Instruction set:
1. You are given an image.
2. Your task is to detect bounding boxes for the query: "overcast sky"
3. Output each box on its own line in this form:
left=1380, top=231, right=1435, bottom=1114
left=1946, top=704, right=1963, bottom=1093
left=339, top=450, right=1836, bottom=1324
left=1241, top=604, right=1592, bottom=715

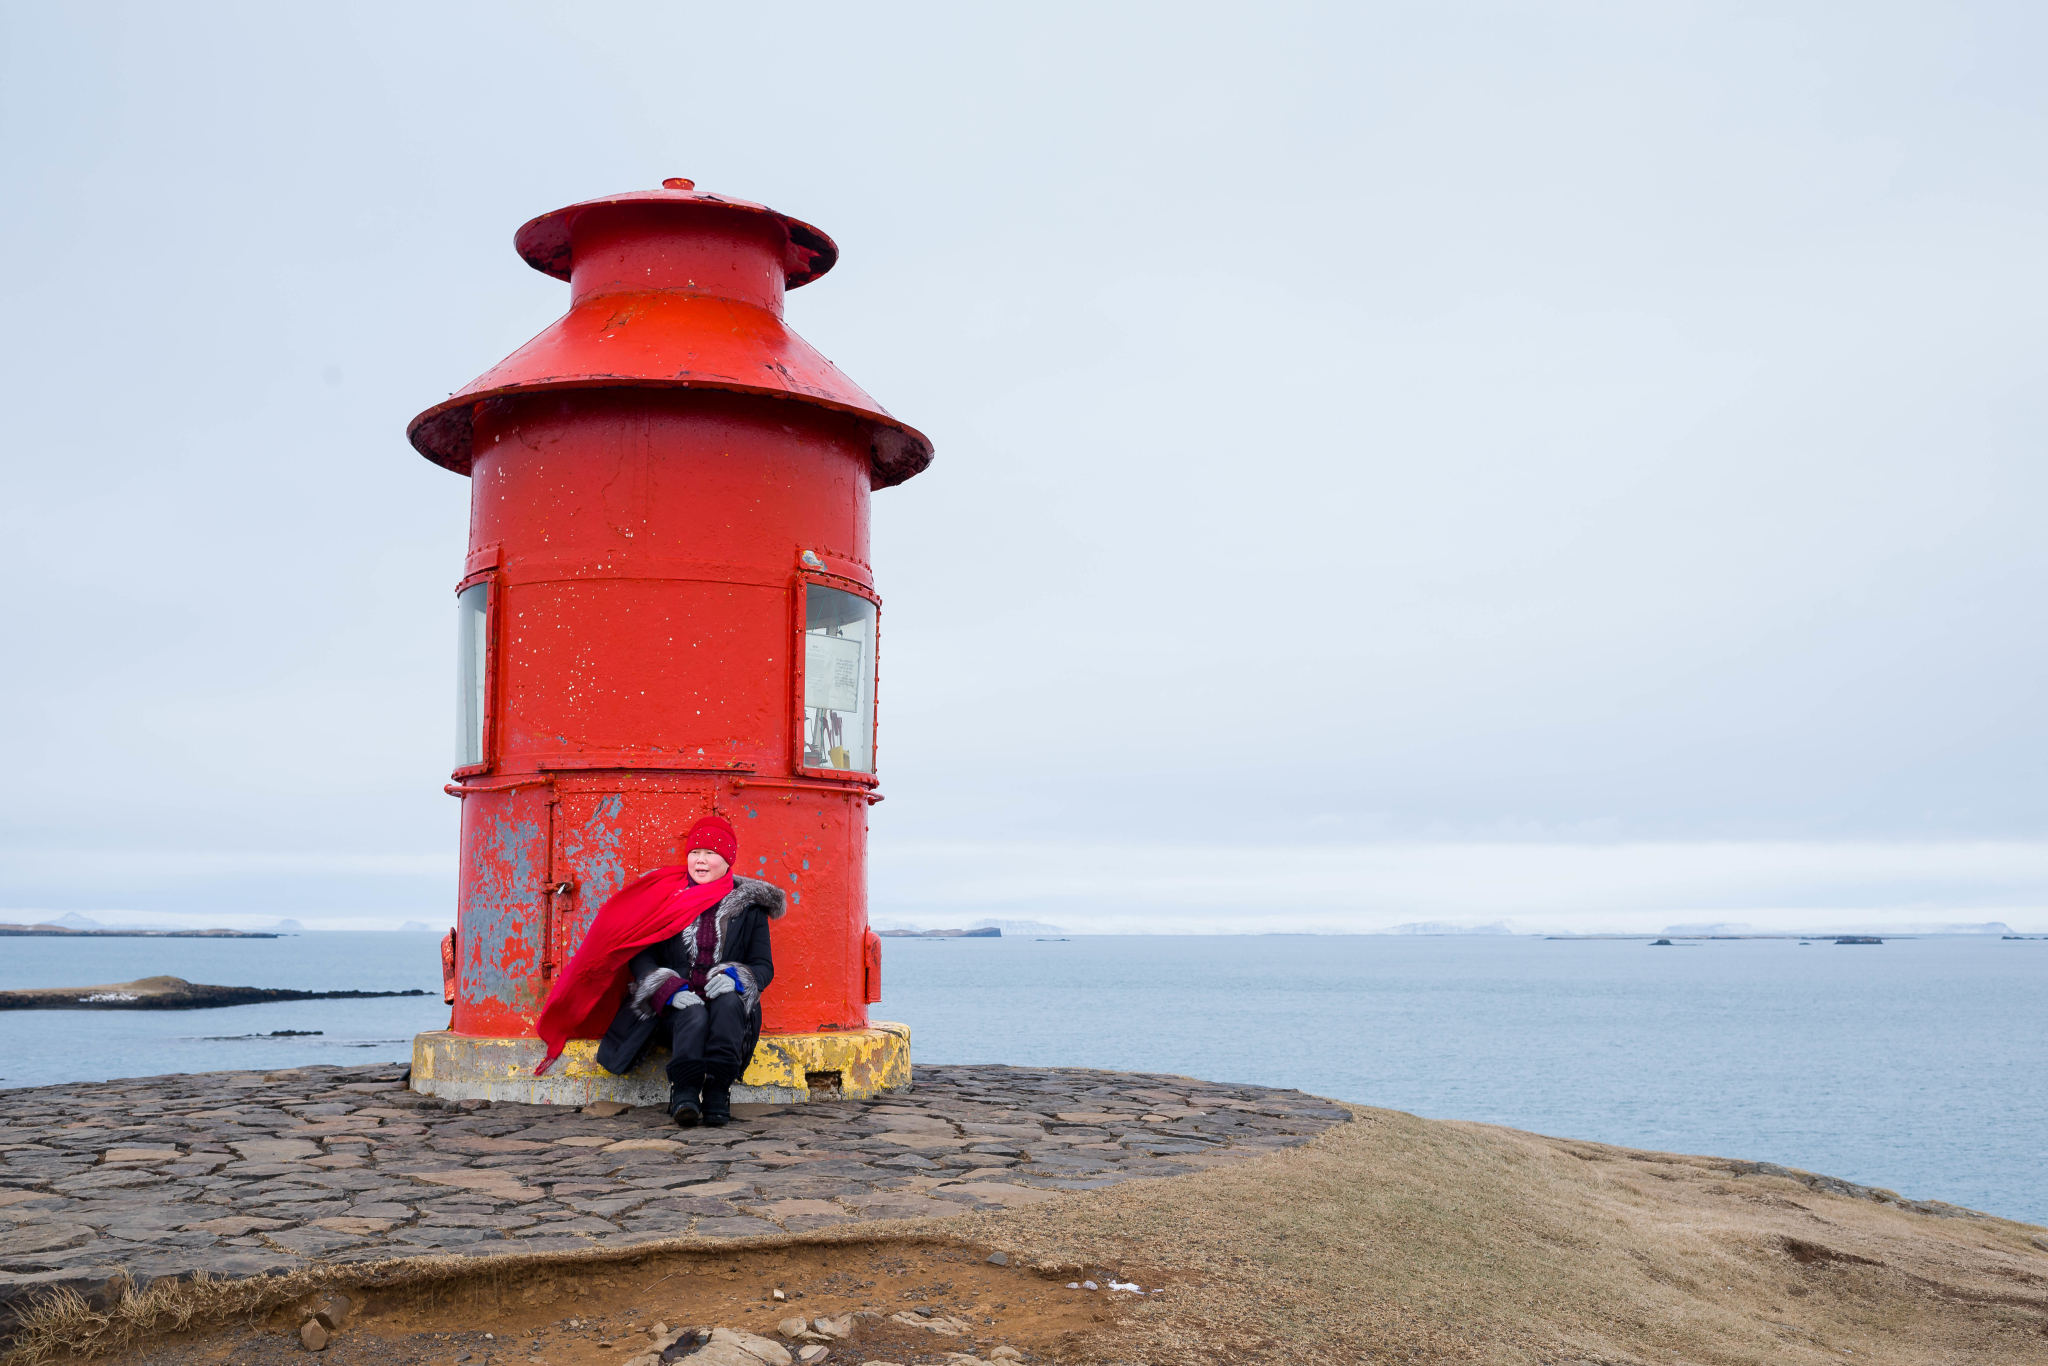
left=3, top=3, right=2042, bottom=932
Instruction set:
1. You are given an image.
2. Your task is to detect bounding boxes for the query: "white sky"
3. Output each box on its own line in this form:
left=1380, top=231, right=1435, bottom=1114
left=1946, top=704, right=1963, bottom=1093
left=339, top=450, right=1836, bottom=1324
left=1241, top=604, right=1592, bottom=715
left=2, top=3, right=2043, bottom=932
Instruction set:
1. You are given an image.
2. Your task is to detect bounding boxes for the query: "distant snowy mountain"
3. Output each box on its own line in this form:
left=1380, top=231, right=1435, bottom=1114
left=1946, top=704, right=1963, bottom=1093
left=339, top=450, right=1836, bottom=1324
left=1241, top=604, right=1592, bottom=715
left=1385, top=921, right=1516, bottom=935
left=1657, top=920, right=2018, bottom=937
left=398, top=920, right=436, bottom=933
left=1795, top=921, right=2016, bottom=936
left=43, top=911, right=192, bottom=931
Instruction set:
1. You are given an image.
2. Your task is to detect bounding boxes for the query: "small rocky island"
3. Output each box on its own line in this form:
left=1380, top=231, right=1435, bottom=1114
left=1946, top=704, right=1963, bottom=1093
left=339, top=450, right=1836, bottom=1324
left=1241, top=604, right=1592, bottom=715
left=0, top=977, right=430, bottom=1011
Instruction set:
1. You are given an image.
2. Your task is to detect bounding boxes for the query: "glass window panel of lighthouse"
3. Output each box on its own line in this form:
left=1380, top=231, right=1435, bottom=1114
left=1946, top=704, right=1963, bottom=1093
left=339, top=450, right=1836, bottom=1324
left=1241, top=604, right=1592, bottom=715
left=455, top=582, right=488, bottom=768
left=803, top=585, right=876, bottom=773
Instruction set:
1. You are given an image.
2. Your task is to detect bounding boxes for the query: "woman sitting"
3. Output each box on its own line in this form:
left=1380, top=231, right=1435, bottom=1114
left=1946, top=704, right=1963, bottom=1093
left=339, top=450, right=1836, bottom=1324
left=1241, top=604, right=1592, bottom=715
left=598, top=816, right=781, bottom=1125
left=533, top=814, right=782, bottom=1128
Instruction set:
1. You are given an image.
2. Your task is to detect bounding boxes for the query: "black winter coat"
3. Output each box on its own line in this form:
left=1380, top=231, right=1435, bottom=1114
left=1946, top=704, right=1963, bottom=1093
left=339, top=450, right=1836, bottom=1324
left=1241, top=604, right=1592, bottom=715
left=595, top=876, right=783, bottom=1076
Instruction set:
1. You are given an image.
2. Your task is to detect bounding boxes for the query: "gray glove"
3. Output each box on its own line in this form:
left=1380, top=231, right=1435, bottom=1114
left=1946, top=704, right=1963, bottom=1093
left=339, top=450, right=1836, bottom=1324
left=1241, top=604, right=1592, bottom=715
left=701, top=966, right=742, bottom=1001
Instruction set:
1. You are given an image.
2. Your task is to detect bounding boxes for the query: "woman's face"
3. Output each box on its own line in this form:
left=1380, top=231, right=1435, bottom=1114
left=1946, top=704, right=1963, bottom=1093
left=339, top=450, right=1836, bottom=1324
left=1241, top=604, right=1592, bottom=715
left=687, top=848, right=731, bottom=884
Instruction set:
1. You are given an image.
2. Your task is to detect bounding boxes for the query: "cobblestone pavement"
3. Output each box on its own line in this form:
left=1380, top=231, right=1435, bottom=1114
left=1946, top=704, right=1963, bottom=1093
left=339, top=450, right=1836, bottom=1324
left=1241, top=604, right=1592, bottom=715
left=0, top=1062, right=1349, bottom=1322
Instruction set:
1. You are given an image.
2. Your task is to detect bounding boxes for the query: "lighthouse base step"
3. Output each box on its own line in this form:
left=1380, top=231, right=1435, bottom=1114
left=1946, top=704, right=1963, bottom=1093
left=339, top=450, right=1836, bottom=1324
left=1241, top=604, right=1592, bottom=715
left=409, top=1022, right=911, bottom=1106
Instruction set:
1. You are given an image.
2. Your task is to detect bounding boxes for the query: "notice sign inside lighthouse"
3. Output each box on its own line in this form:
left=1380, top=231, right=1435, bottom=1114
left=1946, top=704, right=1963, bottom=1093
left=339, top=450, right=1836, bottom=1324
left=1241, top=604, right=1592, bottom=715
left=806, top=633, right=865, bottom=713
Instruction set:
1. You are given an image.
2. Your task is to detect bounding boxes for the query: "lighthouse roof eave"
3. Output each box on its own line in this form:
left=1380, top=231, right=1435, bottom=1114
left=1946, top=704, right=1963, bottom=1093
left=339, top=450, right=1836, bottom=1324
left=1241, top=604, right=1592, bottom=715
left=409, top=377, right=932, bottom=489
left=410, top=181, right=931, bottom=488
left=406, top=291, right=934, bottom=489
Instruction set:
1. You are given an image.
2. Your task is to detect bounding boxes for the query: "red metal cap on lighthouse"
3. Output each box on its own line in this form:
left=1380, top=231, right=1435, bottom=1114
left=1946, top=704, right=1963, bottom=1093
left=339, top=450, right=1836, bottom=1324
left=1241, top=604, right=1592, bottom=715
left=408, top=177, right=932, bottom=487
left=408, top=180, right=925, bottom=1105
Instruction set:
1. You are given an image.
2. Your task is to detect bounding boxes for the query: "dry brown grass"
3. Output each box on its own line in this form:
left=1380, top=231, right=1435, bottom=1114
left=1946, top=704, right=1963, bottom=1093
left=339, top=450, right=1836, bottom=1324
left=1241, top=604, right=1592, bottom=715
left=12, top=1106, right=2047, bottom=1364
left=956, top=1105, right=2048, bottom=1363
left=5, top=1274, right=232, bottom=1366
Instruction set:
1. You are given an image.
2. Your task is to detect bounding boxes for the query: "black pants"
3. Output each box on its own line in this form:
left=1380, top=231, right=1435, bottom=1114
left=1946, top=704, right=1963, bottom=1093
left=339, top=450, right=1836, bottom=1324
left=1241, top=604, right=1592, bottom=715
left=665, top=994, right=750, bottom=1092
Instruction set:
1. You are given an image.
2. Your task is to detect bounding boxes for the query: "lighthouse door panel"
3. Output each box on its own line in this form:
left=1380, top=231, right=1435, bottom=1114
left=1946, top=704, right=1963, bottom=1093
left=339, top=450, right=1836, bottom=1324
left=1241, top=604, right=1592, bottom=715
left=452, top=785, right=551, bottom=1036
left=546, top=792, right=632, bottom=977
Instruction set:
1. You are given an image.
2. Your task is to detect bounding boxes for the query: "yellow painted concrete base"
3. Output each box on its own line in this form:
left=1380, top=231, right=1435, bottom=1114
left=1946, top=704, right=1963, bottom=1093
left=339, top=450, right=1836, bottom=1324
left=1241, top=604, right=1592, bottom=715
left=409, top=1023, right=911, bottom=1107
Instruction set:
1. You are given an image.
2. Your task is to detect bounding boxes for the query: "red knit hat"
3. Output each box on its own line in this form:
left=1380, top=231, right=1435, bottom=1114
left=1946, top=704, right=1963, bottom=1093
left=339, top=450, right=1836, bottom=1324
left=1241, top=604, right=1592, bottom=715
left=684, top=814, right=738, bottom=867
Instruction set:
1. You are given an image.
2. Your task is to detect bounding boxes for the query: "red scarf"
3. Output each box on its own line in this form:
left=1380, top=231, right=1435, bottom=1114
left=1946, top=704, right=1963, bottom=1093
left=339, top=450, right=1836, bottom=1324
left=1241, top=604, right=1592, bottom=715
left=531, top=866, right=735, bottom=1075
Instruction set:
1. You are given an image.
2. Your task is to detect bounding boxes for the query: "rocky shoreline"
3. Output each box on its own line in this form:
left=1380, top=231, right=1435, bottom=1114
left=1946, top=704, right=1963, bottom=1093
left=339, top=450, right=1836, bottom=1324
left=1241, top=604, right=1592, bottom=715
left=0, top=1060, right=1347, bottom=1339
left=0, top=976, right=431, bottom=1012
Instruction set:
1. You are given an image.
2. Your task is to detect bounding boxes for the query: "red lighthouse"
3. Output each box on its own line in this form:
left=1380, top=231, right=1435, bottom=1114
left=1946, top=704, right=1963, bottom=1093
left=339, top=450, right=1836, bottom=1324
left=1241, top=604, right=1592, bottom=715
left=406, top=179, right=926, bottom=1104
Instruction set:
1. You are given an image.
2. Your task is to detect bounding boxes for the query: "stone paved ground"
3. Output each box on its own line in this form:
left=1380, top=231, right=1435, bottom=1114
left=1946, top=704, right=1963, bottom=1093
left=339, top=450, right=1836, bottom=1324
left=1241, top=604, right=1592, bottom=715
left=0, top=1062, right=1348, bottom=1327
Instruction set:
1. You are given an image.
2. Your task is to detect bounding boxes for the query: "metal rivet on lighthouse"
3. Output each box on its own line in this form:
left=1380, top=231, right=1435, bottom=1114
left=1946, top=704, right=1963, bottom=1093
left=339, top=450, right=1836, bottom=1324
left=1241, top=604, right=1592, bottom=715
left=407, top=178, right=929, bottom=1104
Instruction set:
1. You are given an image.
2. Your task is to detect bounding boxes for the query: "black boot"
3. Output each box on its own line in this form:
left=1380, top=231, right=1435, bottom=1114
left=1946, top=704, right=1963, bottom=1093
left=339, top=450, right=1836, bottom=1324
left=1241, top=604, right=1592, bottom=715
left=668, top=1084, right=702, bottom=1129
left=701, top=1081, right=732, bottom=1128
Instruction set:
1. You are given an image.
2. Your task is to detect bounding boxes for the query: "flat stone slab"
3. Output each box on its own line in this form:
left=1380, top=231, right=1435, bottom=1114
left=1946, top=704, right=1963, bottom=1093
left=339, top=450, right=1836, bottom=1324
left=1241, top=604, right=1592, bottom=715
left=0, top=1061, right=1348, bottom=1327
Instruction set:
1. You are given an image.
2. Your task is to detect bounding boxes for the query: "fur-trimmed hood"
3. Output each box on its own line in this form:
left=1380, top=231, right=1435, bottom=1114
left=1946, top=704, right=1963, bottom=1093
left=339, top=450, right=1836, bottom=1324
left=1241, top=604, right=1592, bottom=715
left=708, top=875, right=783, bottom=968
left=722, top=875, right=787, bottom=920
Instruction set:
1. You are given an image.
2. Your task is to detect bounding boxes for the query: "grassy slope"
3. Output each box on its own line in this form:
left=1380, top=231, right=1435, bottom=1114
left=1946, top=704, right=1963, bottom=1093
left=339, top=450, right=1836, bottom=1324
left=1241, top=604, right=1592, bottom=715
left=957, top=1105, right=2048, bottom=1363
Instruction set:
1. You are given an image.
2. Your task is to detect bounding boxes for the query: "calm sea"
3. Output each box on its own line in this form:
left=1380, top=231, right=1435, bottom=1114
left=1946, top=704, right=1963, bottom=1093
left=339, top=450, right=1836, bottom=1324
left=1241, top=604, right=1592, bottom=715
left=2, top=932, right=2042, bottom=1225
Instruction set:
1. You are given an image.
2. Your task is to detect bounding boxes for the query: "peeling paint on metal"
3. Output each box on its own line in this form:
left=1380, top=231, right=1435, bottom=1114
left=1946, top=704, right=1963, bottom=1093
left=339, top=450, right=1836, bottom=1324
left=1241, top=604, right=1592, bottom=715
left=458, top=796, right=546, bottom=1019
left=412, top=1023, right=911, bottom=1106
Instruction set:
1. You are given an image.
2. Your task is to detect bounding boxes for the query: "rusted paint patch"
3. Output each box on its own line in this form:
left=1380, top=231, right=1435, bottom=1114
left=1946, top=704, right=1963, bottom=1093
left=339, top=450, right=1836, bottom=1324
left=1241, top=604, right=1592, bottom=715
left=741, top=1022, right=912, bottom=1097
left=462, top=801, right=546, bottom=1013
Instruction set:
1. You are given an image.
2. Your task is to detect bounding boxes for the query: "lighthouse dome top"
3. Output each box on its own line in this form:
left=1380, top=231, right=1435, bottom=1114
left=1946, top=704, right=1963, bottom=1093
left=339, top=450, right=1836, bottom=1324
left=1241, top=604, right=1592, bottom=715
left=406, top=178, right=932, bottom=488
left=512, top=177, right=840, bottom=288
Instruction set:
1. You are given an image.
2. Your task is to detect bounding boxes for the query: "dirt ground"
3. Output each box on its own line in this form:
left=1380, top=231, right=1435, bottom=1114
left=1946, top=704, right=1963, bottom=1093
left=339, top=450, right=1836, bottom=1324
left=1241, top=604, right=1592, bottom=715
left=20, top=1103, right=2048, bottom=1365
left=104, top=1241, right=1139, bottom=1366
